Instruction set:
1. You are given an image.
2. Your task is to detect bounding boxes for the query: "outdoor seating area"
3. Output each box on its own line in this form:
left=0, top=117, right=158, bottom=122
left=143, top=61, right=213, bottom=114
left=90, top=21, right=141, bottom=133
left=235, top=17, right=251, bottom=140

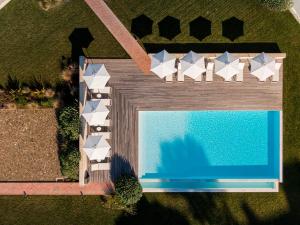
left=150, top=50, right=282, bottom=83
left=80, top=62, right=113, bottom=180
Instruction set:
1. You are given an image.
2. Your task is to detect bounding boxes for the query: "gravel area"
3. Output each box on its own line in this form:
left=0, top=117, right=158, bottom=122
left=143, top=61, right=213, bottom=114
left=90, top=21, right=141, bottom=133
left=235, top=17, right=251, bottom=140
left=0, top=109, right=61, bottom=181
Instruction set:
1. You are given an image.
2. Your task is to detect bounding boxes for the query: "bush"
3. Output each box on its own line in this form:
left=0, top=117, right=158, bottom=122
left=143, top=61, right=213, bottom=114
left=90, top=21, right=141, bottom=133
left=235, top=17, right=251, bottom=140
left=258, top=0, right=293, bottom=11
left=60, top=148, right=80, bottom=180
left=58, top=105, right=79, bottom=141
left=115, top=175, right=143, bottom=206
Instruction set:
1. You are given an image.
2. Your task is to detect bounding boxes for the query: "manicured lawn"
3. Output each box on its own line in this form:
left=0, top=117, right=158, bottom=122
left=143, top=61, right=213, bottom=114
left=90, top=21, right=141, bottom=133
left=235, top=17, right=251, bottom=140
left=0, top=0, right=300, bottom=224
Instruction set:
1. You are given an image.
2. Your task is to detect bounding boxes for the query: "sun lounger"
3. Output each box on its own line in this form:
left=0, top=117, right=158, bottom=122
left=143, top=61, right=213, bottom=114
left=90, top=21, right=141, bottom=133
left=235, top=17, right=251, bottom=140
left=272, top=63, right=282, bottom=82
left=195, top=74, right=202, bottom=82
left=236, top=63, right=245, bottom=82
left=91, top=162, right=111, bottom=171
left=165, top=74, right=173, bottom=83
left=91, top=132, right=111, bottom=139
left=103, top=119, right=111, bottom=126
left=100, top=99, right=112, bottom=106
left=177, top=62, right=184, bottom=82
left=91, top=87, right=112, bottom=94
left=206, top=62, right=214, bottom=82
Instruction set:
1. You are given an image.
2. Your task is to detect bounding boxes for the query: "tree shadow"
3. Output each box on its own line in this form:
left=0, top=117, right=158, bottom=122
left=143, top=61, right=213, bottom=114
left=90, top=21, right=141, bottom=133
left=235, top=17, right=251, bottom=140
left=143, top=42, right=280, bottom=53
left=115, top=195, right=190, bottom=225
left=222, top=17, right=244, bottom=42
left=110, top=154, right=135, bottom=183
left=68, top=28, right=94, bottom=63
left=131, top=14, right=153, bottom=39
left=240, top=162, right=300, bottom=225
left=158, top=16, right=181, bottom=40
left=189, top=16, right=211, bottom=41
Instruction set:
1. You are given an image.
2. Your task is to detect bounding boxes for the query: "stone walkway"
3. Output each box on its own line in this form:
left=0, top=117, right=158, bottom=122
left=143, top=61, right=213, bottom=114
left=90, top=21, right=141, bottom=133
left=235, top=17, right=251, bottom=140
left=84, top=0, right=151, bottom=74
left=0, top=0, right=11, bottom=10
left=0, top=182, right=113, bottom=195
left=291, top=0, right=300, bottom=23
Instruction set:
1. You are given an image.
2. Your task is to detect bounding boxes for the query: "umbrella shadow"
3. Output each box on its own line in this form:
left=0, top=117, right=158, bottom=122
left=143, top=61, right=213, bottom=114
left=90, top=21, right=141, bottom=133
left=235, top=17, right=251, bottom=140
left=131, top=14, right=153, bottom=39
left=189, top=16, right=212, bottom=41
left=222, top=17, right=244, bottom=42
left=158, top=16, right=181, bottom=40
left=68, top=28, right=94, bottom=63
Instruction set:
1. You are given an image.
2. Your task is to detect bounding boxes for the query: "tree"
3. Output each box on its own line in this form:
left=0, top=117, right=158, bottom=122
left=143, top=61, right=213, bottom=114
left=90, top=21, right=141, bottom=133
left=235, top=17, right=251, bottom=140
left=258, top=0, right=293, bottom=11
left=115, top=175, right=143, bottom=206
left=58, top=105, right=79, bottom=141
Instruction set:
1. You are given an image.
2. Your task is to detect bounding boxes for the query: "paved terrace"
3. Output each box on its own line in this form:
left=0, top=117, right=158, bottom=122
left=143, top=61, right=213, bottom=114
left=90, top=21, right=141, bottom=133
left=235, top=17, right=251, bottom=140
left=82, top=53, right=284, bottom=183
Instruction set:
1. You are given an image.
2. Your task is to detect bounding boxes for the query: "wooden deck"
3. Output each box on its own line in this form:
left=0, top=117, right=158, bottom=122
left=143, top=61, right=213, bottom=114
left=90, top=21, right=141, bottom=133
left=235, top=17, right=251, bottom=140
left=83, top=55, right=284, bottom=183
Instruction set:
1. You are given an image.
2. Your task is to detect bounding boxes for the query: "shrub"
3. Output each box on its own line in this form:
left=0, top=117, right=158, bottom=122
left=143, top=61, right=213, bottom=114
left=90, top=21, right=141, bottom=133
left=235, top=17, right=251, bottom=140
left=38, top=0, right=64, bottom=11
left=39, top=99, right=53, bottom=108
left=115, top=175, right=143, bottom=206
left=58, top=105, right=79, bottom=141
left=60, top=149, right=80, bottom=180
left=258, top=0, right=293, bottom=11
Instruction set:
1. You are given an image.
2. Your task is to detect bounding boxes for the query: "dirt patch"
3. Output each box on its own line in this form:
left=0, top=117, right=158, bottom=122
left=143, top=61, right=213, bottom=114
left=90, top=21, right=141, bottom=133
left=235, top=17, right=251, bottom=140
left=0, top=109, right=62, bottom=181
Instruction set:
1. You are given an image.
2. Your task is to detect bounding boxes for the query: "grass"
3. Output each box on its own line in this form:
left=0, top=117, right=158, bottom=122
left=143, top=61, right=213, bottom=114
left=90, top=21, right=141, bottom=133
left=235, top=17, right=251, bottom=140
left=0, top=0, right=300, bottom=224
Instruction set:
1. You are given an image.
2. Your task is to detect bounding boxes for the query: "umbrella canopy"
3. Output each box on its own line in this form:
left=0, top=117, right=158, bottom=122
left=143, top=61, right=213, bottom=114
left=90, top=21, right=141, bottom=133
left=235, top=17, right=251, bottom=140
left=82, top=100, right=109, bottom=126
left=222, top=17, right=244, bottom=41
left=215, top=51, right=239, bottom=81
left=189, top=16, right=211, bottom=41
left=181, top=51, right=206, bottom=79
left=83, top=64, right=110, bottom=89
left=250, top=52, right=275, bottom=81
left=83, top=135, right=110, bottom=162
left=158, top=16, right=181, bottom=40
left=150, top=50, right=177, bottom=78
left=131, top=14, right=153, bottom=39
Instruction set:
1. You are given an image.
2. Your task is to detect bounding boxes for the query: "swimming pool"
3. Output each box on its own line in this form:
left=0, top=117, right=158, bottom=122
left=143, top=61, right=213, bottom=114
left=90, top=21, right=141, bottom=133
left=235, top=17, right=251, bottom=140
left=138, top=111, right=281, bottom=185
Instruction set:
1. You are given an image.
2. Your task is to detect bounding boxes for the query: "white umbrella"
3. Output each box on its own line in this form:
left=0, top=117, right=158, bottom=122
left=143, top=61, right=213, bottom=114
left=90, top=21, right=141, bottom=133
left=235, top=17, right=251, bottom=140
left=181, top=51, right=206, bottom=79
left=150, top=50, right=177, bottom=78
left=82, top=100, right=109, bottom=126
left=215, top=51, right=239, bottom=81
left=250, top=52, right=275, bottom=81
left=83, top=135, right=110, bottom=162
left=83, top=64, right=110, bottom=89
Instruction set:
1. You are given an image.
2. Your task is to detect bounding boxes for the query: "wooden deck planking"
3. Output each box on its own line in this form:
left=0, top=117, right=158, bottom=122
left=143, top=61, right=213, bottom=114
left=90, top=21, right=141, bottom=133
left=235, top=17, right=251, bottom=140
left=85, top=56, right=283, bottom=183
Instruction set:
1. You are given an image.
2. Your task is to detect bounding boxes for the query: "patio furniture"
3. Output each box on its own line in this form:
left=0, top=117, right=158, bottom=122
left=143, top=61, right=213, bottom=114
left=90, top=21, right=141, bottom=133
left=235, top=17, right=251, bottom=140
left=215, top=52, right=239, bottom=82
left=206, top=62, right=214, bottom=82
left=100, top=99, right=112, bottom=106
left=150, top=50, right=177, bottom=80
left=83, top=64, right=110, bottom=89
left=181, top=51, right=206, bottom=81
left=236, top=63, right=245, bottom=82
left=177, top=62, right=184, bottom=82
left=91, top=132, right=111, bottom=139
left=83, top=135, right=111, bottom=162
left=165, top=74, right=173, bottom=82
left=250, top=52, right=275, bottom=82
left=91, top=162, right=111, bottom=171
left=272, top=63, right=282, bottom=82
left=82, top=100, right=109, bottom=126
left=91, top=86, right=112, bottom=94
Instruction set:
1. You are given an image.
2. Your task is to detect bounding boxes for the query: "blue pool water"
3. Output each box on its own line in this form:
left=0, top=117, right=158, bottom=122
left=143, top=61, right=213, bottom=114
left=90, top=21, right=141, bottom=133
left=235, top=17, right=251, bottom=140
left=138, top=111, right=280, bottom=180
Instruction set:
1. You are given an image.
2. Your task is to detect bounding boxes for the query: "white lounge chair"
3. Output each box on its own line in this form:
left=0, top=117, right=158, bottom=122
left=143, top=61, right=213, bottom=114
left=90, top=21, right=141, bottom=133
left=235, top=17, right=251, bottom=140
left=165, top=74, right=173, bottom=83
left=91, top=86, right=112, bottom=94
left=206, top=62, right=214, bottom=82
left=91, top=162, right=111, bottom=171
left=236, top=63, right=245, bottom=82
left=91, top=132, right=111, bottom=139
left=103, top=119, right=111, bottom=126
left=100, top=99, right=112, bottom=106
left=272, top=63, right=282, bottom=82
left=177, top=62, right=184, bottom=82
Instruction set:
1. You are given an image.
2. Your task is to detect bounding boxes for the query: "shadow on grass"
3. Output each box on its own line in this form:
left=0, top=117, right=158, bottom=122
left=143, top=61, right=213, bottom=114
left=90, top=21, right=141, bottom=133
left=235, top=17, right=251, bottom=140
left=143, top=42, right=280, bottom=53
left=222, top=17, right=244, bottom=42
left=115, top=195, right=190, bottom=225
left=158, top=16, right=181, bottom=40
left=110, top=154, right=135, bottom=183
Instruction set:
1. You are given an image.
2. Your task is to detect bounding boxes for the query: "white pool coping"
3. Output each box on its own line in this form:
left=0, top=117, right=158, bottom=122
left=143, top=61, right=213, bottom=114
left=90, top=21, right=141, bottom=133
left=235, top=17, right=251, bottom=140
left=138, top=110, right=283, bottom=193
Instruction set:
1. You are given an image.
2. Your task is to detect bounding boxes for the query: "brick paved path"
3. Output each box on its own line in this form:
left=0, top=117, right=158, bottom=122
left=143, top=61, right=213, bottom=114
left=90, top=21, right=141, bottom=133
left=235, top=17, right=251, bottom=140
left=0, top=182, right=112, bottom=195
left=84, top=0, right=151, bottom=74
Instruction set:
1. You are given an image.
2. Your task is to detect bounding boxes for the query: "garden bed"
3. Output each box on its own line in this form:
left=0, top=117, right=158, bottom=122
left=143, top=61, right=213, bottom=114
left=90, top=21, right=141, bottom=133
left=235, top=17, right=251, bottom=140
left=0, top=109, right=61, bottom=181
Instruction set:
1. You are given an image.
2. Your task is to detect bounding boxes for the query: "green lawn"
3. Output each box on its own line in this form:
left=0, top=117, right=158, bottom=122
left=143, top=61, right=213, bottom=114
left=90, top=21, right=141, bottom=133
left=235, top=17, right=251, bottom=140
left=1, top=0, right=300, bottom=224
